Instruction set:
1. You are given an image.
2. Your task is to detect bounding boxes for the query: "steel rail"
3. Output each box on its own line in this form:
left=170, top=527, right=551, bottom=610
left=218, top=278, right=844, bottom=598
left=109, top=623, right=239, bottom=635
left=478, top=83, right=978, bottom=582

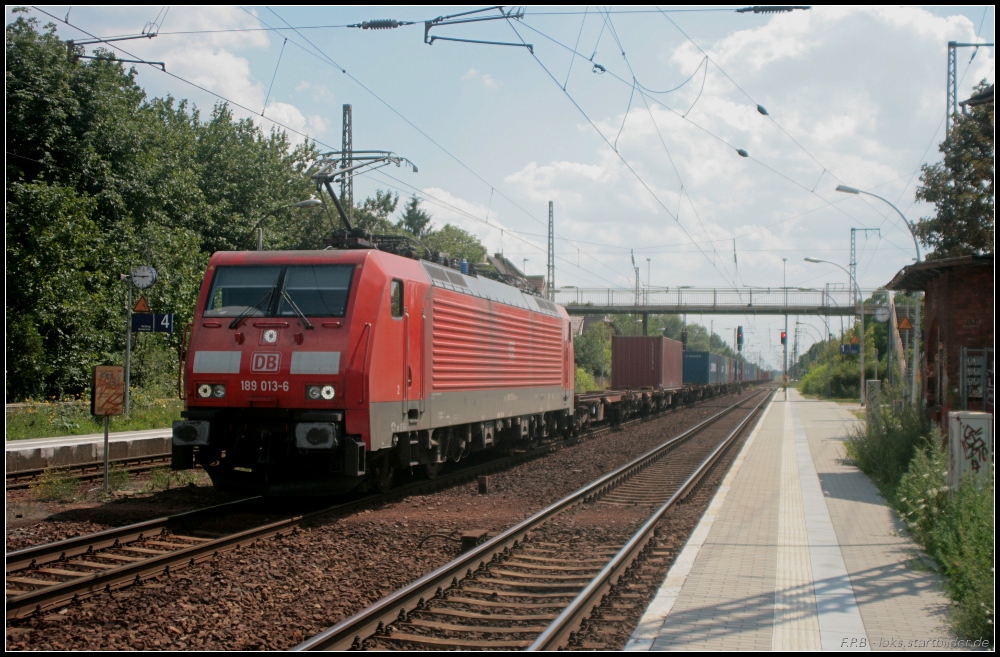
left=7, top=389, right=756, bottom=622
left=5, top=438, right=565, bottom=620
left=294, top=388, right=771, bottom=651
left=529, top=390, right=773, bottom=650
left=6, top=453, right=174, bottom=490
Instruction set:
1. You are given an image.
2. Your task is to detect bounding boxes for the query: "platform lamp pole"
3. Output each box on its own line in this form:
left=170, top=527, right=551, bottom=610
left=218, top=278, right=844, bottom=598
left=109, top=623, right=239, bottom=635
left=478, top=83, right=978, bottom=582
left=806, top=257, right=864, bottom=407
left=836, top=185, right=922, bottom=405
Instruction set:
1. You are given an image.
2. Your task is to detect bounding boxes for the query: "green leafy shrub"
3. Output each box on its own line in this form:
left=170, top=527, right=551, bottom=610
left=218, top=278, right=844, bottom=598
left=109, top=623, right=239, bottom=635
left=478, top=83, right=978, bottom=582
left=575, top=367, right=597, bottom=393
left=31, top=468, right=78, bottom=501
left=893, top=435, right=994, bottom=641
left=896, top=440, right=949, bottom=547
left=933, top=468, right=995, bottom=641
left=845, top=400, right=933, bottom=495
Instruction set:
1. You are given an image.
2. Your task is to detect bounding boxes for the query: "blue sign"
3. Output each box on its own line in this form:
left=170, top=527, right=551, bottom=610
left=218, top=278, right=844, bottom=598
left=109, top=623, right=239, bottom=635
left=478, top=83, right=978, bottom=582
left=132, top=313, right=174, bottom=333
left=840, top=344, right=860, bottom=355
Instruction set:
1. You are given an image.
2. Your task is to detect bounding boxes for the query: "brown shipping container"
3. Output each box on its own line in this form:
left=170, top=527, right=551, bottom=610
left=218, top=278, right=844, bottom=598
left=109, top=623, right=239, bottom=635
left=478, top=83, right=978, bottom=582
left=611, top=336, right=684, bottom=389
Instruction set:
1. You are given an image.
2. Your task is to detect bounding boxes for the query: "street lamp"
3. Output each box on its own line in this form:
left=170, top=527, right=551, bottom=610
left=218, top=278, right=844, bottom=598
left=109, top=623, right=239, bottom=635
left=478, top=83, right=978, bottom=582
left=250, top=198, right=322, bottom=250
left=806, top=256, right=865, bottom=406
left=836, top=184, right=921, bottom=404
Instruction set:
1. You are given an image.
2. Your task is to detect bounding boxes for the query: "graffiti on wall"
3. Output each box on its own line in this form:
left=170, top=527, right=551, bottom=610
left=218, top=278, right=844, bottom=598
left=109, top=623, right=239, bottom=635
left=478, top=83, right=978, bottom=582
left=960, top=422, right=989, bottom=473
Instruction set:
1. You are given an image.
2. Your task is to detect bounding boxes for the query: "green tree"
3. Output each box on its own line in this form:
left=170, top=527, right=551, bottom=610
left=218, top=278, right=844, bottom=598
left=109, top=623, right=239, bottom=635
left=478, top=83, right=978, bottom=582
left=422, top=224, right=488, bottom=264
left=915, top=80, right=994, bottom=259
left=575, top=322, right=612, bottom=378
left=397, top=195, right=432, bottom=238
left=351, top=189, right=401, bottom=234
left=5, top=16, right=324, bottom=400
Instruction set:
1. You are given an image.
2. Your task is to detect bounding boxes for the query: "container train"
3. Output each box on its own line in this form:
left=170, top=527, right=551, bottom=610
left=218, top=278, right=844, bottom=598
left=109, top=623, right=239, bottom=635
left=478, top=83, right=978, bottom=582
left=171, top=247, right=768, bottom=496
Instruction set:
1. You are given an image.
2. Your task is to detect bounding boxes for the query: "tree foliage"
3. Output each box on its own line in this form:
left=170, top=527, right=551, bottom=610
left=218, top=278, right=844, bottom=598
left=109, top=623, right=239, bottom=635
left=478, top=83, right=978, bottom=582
left=575, top=322, right=612, bottom=378
left=5, top=16, right=496, bottom=402
left=5, top=17, right=318, bottom=400
left=422, top=224, right=488, bottom=264
left=915, top=80, right=995, bottom=259
left=397, top=195, right=432, bottom=238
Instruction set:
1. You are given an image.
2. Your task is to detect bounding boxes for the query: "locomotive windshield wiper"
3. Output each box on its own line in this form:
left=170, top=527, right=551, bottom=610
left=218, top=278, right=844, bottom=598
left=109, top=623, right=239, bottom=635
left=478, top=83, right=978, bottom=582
left=281, top=290, right=314, bottom=330
left=228, top=288, right=276, bottom=330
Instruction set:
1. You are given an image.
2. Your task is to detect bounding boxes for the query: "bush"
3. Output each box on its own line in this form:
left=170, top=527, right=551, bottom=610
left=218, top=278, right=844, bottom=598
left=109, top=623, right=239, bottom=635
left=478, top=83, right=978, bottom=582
left=893, top=434, right=994, bottom=641
left=933, top=468, right=994, bottom=641
left=575, top=367, right=597, bottom=393
left=31, top=468, right=78, bottom=501
left=845, top=399, right=933, bottom=496
left=896, top=440, right=949, bottom=547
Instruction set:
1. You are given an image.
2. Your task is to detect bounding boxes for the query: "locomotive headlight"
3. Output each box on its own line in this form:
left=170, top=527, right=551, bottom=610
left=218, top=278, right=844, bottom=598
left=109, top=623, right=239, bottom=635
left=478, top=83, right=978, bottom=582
left=213, top=384, right=226, bottom=398
left=306, top=385, right=335, bottom=400
left=197, top=384, right=213, bottom=398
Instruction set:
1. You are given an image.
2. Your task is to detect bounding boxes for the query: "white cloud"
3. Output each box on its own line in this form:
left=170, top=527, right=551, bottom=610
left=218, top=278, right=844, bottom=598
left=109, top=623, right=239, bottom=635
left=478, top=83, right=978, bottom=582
left=500, top=6, right=993, bottom=291
left=461, top=67, right=502, bottom=90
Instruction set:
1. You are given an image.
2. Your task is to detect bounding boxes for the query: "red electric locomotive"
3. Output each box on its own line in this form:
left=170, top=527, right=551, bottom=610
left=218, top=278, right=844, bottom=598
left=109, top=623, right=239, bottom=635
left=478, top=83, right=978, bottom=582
left=172, top=247, right=576, bottom=494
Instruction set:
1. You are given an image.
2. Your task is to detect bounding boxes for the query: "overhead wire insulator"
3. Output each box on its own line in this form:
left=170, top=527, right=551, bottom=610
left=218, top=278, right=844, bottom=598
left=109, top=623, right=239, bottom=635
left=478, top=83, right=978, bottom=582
left=737, top=148, right=749, bottom=158
left=756, top=104, right=769, bottom=116
left=361, top=19, right=400, bottom=30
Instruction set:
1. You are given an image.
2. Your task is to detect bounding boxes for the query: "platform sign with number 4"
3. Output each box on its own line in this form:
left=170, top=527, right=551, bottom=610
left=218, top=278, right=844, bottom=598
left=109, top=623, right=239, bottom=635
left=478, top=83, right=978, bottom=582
left=131, top=313, right=174, bottom=333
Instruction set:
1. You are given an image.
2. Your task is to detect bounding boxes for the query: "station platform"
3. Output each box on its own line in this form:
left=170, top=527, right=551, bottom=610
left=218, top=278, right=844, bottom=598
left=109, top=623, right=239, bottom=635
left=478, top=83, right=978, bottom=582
left=5, top=428, right=171, bottom=472
left=627, top=388, right=955, bottom=651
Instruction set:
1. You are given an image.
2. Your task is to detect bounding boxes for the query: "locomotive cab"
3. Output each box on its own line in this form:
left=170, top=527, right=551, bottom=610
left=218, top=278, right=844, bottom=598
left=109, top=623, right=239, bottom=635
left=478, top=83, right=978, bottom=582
left=174, top=250, right=384, bottom=494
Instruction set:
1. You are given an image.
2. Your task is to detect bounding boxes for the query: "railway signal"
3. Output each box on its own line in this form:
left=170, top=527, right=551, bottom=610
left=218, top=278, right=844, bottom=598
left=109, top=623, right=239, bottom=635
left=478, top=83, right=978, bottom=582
left=780, top=330, right=787, bottom=345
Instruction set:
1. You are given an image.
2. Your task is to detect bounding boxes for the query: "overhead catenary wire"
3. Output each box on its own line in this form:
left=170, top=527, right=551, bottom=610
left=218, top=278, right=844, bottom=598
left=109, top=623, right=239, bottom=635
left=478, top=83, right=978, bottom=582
left=29, top=5, right=635, bottom=287
left=503, top=19, right=748, bottom=293
left=517, top=14, right=921, bottom=262
left=250, top=6, right=639, bottom=287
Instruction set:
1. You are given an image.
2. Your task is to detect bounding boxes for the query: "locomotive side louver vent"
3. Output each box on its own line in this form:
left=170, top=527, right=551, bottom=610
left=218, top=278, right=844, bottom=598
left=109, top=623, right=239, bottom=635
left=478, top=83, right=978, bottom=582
left=444, top=269, right=469, bottom=288
left=426, top=265, right=450, bottom=283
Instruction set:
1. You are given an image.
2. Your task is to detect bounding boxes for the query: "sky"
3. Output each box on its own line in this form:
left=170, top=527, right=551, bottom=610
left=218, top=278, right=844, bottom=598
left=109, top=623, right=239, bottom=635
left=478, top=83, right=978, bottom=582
left=9, top=6, right=995, bottom=369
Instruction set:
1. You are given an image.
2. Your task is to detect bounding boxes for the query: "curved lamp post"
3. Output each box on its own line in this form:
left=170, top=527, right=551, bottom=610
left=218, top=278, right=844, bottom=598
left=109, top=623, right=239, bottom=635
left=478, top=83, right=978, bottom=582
left=806, top=257, right=865, bottom=406
left=251, top=198, right=323, bottom=250
left=836, top=184, right=921, bottom=405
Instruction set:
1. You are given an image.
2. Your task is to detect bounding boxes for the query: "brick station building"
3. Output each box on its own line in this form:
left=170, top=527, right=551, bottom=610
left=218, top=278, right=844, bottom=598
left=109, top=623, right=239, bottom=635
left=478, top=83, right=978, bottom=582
left=886, top=254, right=994, bottom=424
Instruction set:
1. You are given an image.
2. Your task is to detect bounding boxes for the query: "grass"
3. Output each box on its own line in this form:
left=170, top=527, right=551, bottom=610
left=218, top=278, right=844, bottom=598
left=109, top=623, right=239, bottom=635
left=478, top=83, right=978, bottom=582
left=143, top=467, right=200, bottom=493
left=847, top=402, right=994, bottom=642
left=5, top=398, right=183, bottom=441
left=30, top=468, right=79, bottom=501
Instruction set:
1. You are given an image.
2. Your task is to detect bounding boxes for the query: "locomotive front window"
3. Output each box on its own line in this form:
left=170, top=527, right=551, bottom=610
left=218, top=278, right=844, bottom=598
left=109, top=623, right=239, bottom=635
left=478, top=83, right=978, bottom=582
left=278, top=265, right=354, bottom=317
left=204, top=266, right=283, bottom=317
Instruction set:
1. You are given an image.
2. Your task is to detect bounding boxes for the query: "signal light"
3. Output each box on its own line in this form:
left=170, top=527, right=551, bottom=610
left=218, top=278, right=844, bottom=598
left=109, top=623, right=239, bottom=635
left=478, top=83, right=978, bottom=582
left=780, top=331, right=787, bottom=345
left=737, top=326, right=744, bottom=351
left=681, top=328, right=688, bottom=350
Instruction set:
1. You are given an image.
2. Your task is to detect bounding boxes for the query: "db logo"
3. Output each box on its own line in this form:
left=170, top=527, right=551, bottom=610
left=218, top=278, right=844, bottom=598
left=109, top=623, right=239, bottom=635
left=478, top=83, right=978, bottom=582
left=251, top=352, right=280, bottom=373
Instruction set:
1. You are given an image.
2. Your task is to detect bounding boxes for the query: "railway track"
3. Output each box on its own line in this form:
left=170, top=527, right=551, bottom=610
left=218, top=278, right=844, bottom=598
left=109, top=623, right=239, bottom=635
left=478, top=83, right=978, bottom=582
left=6, top=388, right=763, bottom=623
left=6, top=453, right=174, bottom=491
left=5, top=436, right=570, bottom=621
left=295, top=388, right=773, bottom=651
